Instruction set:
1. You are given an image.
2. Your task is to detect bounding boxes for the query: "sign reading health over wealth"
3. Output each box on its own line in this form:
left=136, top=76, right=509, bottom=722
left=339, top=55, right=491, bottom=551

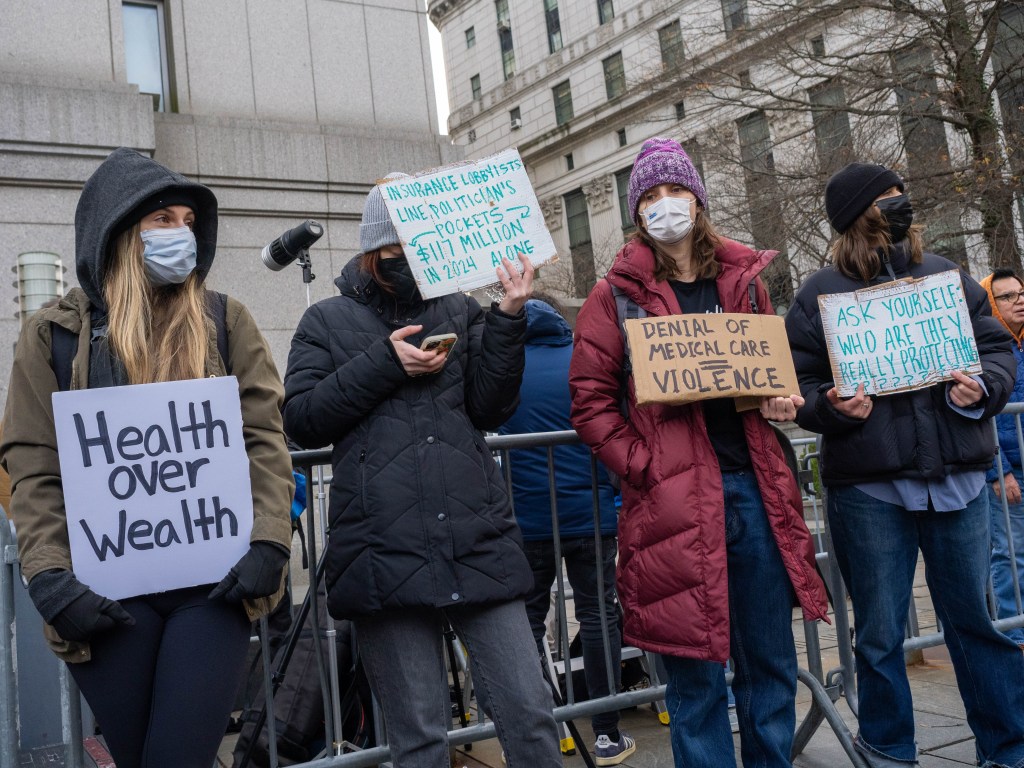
left=381, top=148, right=557, bottom=299
left=818, top=269, right=981, bottom=397
left=623, top=313, right=800, bottom=408
left=53, top=377, right=253, bottom=600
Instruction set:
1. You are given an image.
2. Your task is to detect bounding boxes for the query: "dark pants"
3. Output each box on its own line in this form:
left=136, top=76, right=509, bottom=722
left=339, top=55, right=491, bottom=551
left=523, top=535, right=621, bottom=736
left=68, top=585, right=251, bottom=768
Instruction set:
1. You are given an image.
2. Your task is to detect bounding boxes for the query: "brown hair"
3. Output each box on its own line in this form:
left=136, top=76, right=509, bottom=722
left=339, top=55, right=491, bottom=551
left=360, top=249, right=395, bottom=294
left=830, top=205, right=924, bottom=282
left=104, top=223, right=211, bottom=384
left=635, top=207, right=722, bottom=283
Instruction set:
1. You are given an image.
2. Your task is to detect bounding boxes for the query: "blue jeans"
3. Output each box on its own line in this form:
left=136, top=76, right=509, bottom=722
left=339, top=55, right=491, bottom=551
left=988, top=468, right=1024, bottom=645
left=523, top=535, right=621, bottom=735
left=828, top=485, right=1024, bottom=768
left=662, top=470, right=798, bottom=768
left=354, top=600, right=562, bottom=768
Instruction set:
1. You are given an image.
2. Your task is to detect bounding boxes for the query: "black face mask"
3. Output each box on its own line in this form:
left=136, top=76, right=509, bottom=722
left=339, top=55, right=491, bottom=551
left=875, top=194, right=914, bottom=244
left=378, top=256, right=421, bottom=305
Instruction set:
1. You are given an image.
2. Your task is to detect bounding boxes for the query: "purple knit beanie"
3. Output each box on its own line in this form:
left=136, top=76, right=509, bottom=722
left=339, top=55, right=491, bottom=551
left=627, top=137, right=707, bottom=222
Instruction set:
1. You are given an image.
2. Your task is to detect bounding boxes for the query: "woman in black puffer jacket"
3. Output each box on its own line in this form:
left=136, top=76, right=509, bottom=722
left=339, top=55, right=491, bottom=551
left=282, top=172, right=561, bottom=768
left=785, top=162, right=1024, bottom=768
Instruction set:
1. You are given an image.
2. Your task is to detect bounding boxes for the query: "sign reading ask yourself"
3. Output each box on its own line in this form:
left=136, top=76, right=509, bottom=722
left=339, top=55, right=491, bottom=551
left=624, top=313, right=799, bottom=407
left=53, top=376, right=253, bottom=600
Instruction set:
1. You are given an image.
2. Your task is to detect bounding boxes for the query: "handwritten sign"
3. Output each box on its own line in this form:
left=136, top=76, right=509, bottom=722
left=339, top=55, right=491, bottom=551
left=53, top=377, right=254, bottom=600
left=624, top=313, right=799, bottom=407
left=818, top=270, right=981, bottom=397
left=381, top=148, right=557, bottom=299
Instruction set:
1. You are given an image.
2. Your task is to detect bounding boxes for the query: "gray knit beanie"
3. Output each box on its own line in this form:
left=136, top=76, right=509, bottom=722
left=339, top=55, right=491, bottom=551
left=360, top=172, right=410, bottom=252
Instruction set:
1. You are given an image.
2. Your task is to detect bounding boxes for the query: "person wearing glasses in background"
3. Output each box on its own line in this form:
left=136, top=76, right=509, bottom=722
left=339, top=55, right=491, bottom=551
left=981, top=269, right=1024, bottom=649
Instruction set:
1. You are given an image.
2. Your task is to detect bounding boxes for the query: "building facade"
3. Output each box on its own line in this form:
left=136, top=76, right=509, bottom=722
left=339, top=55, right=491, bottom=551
left=0, top=0, right=459, bottom=413
left=429, top=0, right=1024, bottom=306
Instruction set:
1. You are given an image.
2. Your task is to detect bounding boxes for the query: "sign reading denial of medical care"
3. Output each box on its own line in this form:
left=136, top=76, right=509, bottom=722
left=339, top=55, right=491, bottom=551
left=381, top=148, right=557, bottom=299
left=624, top=314, right=800, bottom=407
left=818, top=270, right=981, bottom=397
left=53, top=377, right=253, bottom=600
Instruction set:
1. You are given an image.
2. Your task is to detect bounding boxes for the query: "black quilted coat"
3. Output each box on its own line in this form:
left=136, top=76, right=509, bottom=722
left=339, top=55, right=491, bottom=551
left=282, top=256, right=533, bottom=618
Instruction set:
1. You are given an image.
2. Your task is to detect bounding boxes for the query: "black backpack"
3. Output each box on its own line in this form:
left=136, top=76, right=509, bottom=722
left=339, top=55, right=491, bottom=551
left=50, top=291, right=230, bottom=390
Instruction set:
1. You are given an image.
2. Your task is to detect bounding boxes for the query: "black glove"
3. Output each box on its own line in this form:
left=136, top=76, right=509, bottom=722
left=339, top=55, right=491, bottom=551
left=208, top=542, right=289, bottom=603
left=27, top=569, right=135, bottom=642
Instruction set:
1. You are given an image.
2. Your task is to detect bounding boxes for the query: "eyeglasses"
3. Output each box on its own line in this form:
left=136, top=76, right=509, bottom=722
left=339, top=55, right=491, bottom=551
left=994, top=290, right=1024, bottom=304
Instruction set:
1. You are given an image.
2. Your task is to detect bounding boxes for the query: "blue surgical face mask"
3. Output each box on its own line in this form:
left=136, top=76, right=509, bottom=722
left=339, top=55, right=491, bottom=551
left=140, top=225, right=198, bottom=286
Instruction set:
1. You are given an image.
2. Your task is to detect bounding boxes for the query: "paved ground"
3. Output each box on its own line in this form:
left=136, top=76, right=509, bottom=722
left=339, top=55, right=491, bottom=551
left=215, top=558, right=989, bottom=768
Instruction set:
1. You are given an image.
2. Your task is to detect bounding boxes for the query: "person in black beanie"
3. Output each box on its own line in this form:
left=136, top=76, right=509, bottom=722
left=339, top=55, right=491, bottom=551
left=785, top=163, right=1024, bottom=767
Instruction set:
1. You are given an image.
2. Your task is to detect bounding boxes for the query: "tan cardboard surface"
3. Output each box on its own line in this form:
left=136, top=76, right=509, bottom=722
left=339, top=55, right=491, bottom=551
left=624, top=313, right=799, bottom=408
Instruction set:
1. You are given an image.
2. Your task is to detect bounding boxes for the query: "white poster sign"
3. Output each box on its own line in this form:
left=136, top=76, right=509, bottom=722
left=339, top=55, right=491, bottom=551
left=818, top=269, right=981, bottom=397
left=381, top=148, right=557, bottom=299
left=53, top=377, right=254, bottom=600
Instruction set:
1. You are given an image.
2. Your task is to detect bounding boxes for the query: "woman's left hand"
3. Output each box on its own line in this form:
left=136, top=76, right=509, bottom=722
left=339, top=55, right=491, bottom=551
left=497, top=253, right=535, bottom=315
left=948, top=370, right=984, bottom=408
left=759, top=394, right=806, bottom=422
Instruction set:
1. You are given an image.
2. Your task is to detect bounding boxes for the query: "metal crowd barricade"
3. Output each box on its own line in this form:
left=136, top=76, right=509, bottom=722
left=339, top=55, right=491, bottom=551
left=5, top=410, right=1024, bottom=768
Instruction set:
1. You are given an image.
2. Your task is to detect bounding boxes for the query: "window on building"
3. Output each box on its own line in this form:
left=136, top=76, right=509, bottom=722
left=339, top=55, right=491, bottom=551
left=598, top=0, right=614, bottom=25
left=544, top=0, right=562, bottom=54
left=565, top=153, right=575, bottom=171
left=658, top=21, right=684, bottom=69
left=615, top=167, right=636, bottom=231
left=510, top=106, right=522, bottom=129
left=681, top=140, right=705, bottom=183
left=736, top=110, right=793, bottom=310
left=564, top=189, right=597, bottom=296
left=122, top=1, right=171, bottom=111
left=603, top=52, right=625, bottom=101
left=496, top=0, right=516, bottom=80
left=675, top=101, right=686, bottom=121
left=893, top=49, right=967, bottom=264
left=616, top=128, right=627, bottom=147
left=466, top=27, right=476, bottom=48
left=738, top=69, right=753, bottom=88
left=470, top=74, right=482, bottom=101
left=553, top=80, right=574, bottom=125
left=992, top=4, right=1024, bottom=224
left=810, top=35, right=826, bottom=57
left=721, top=0, right=747, bottom=35
left=809, top=79, right=854, bottom=175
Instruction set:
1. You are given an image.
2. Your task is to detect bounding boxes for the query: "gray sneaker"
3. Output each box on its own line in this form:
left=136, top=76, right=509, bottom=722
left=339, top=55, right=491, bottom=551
left=594, top=734, right=636, bottom=766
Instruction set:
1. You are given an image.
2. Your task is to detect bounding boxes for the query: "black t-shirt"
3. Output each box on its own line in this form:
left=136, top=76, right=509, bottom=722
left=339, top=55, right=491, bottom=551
left=669, top=279, right=751, bottom=471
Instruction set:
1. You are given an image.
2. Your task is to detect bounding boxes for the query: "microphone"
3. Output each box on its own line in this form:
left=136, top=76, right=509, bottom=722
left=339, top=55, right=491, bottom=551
left=261, top=220, right=324, bottom=271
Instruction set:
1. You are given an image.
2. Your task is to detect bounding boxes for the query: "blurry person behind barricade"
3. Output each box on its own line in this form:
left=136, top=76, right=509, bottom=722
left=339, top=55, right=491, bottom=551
left=786, top=161, right=1024, bottom=767
left=980, top=269, right=1024, bottom=648
left=0, top=147, right=294, bottom=768
left=569, top=136, right=829, bottom=768
left=497, top=293, right=634, bottom=764
left=281, top=172, right=562, bottom=768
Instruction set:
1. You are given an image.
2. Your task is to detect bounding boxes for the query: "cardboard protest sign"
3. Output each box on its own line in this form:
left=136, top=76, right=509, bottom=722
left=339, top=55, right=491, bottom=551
left=53, top=377, right=253, bottom=600
left=818, top=269, right=981, bottom=397
left=381, top=148, right=557, bottom=299
left=623, top=313, right=799, bottom=408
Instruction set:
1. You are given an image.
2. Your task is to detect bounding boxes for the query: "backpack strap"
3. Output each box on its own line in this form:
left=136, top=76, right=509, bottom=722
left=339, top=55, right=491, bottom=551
left=747, top=280, right=759, bottom=315
left=50, top=323, right=78, bottom=392
left=206, top=290, right=230, bottom=374
left=611, top=283, right=646, bottom=376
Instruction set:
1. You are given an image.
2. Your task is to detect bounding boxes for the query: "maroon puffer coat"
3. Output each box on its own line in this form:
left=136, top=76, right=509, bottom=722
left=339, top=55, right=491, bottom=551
left=569, top=238, right=829, bottom=662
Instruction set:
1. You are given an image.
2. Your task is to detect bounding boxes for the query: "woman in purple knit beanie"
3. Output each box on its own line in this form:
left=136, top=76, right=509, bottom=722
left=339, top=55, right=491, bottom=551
left=569, top=137, right=827, bottom=768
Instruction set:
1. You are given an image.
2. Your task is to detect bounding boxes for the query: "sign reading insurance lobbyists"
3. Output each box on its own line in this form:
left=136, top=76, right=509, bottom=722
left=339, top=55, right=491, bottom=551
left=381, top=147, right=557, bottom=299
left=53, top=377, right=253, bottom=600
left=818, top=269, right=981, bottom=397
left=624, top=313, right=799, bottom=408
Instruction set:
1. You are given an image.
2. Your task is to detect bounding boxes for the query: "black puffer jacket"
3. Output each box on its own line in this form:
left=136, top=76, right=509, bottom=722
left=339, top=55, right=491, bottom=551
left=785, top=247, right=1015, bottom=486
left=282, top=256, right=533, bottom=618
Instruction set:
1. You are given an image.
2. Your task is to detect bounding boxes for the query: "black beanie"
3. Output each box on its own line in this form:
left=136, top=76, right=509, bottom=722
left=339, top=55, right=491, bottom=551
left=825, top=163, right=904, bottom=234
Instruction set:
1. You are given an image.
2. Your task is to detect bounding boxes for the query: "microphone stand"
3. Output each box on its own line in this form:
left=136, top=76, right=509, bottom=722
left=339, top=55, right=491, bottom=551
left=296, top=248, right=316, bottom=307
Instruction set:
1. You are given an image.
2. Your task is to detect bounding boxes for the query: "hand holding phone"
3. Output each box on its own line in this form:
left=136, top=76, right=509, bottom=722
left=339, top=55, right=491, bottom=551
left=420, top=333, right=457, bottom=354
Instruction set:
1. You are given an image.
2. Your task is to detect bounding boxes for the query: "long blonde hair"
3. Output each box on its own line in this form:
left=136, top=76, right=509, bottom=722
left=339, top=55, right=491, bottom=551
left=103, top=224, right=211, bottom=384
left=830, top=205, right=924, bottom=283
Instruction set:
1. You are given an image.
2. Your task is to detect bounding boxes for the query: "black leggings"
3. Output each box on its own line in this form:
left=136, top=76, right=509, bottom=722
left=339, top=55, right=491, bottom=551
left=68, top=585, right=251, bottom=768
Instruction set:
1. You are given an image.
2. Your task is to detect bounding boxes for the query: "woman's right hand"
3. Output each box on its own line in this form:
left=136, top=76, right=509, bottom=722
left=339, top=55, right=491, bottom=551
left=826, top=383, right=873, bottom=420
left=389, top=325, right=449, bottom=377
left=994, top=472, right=1022, bottom=504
